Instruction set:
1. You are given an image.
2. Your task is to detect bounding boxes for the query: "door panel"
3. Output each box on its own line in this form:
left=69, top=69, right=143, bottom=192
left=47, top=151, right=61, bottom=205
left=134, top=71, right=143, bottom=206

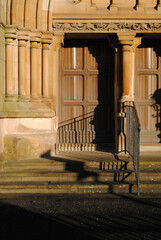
left=58, top=40, right=114, bottom=149
left=135, top=41, right=161, bottom=143
left=86, top=75, right=98, bottom=101
left=137, top=47, right=157, bottom=69
left=63, top=47, right=83, bottom=70
left=63, top=76, right=83, bottom=101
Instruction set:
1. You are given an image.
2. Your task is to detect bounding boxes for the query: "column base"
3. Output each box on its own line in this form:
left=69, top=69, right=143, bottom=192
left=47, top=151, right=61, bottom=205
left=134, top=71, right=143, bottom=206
left=121, top=95, right=134, bottom=103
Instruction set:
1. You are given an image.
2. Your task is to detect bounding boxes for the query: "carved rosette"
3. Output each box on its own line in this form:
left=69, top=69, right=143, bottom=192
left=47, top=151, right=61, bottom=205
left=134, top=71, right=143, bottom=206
left=53, top=22, right=161, bottom=33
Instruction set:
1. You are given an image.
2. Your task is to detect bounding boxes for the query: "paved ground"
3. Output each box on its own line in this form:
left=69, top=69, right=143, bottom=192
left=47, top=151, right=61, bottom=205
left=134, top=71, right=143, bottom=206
left=0, top=194, right=161, bottom=240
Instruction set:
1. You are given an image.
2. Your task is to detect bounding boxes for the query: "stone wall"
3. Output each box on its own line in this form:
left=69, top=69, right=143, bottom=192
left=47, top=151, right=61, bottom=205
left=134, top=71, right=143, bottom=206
left=0, top=0, right=161, bottom=160
left=1, top=117, right=57, bottom=161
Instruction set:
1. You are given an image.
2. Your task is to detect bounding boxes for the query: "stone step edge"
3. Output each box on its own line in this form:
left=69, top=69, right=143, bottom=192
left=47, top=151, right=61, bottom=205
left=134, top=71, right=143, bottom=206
left=0, top=181, right=160, bottom=187
left=0, top=169, right=133, bottom=175
left=0, top=181, right=134, bottom=186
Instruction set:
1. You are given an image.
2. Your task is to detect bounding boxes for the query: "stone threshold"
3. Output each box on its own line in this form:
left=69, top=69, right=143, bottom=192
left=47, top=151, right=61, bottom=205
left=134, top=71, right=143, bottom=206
left=140, top=143, right=161, bottom=152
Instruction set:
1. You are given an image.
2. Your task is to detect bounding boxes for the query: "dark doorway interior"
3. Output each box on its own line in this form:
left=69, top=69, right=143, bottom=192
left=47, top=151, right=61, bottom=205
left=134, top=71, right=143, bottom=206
left=58, top=39, right=115, bottom=150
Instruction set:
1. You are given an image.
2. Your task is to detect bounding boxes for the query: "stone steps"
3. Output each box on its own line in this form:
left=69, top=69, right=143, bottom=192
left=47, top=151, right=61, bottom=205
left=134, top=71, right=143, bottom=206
left=132, top=183, right=161, bottom=194
left=2, top=155, right=129, bottom=172
left=0, top=150, right=160, bottom=196
left=0, top=152, right=136, bottom=195
left=0, top=169, right=134, bottom=183
left=0, top=181, right=132, bottom=195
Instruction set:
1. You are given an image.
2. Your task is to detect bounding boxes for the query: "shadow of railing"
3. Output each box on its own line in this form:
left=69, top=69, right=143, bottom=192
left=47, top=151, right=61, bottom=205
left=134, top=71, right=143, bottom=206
left=41, top=151, right=134, bottom=194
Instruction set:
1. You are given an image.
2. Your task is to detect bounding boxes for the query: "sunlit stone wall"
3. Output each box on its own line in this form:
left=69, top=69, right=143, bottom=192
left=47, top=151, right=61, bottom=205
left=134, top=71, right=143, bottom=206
left=0, top=0, right=161, bottom=159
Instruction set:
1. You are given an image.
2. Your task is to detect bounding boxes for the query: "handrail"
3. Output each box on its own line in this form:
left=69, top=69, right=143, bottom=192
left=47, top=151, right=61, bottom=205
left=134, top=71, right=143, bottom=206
left=58, top=111, right=94, bottom=126
left=119, top=101, right=141, bottom=196
left=58, top=112, right=95, bottom=144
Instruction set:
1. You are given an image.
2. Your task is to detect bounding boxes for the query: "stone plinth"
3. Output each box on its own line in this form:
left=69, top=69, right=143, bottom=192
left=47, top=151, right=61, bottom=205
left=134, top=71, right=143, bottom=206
left=0, top=117, right=57, bottom=161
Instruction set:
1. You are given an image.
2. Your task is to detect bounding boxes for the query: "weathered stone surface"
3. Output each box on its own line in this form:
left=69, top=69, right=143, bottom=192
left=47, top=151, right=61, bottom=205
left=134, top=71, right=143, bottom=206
left=4, top=134, right=55, bottom=161
left=0, top=117, right=57, bottom=160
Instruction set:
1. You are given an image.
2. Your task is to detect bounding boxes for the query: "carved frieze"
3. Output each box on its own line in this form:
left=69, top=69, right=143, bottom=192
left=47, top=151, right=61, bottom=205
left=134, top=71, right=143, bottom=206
left=53, top=22, right=161, bottom=33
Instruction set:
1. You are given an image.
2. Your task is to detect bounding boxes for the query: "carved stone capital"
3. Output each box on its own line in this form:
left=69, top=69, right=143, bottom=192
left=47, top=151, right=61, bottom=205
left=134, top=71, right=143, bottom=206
left=130, top=37, right=142, bottom=52
left=5, top=38, right=14, bottom=45
left=30, top=41, right=39, bottom=48
left=117, top=33, right=136, bottom=46
left=52, top=34, right=64, bottom=51
left=42, top=43, right=50, bottom=50
left=18, top=39, right=28, bottom=47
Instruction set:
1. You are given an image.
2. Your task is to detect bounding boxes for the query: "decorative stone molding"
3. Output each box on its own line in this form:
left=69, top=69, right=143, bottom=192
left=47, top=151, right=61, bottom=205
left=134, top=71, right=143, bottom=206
left=66, top=0, right=81, bottom=4
left=109, top=0, right=136, bottom=11
left=53, top=22, right=161, bottom=33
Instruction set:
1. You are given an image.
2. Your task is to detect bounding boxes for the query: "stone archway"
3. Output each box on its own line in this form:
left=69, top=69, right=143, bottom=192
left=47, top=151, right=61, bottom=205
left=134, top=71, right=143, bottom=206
left=5, top=0, right=54, bottom=31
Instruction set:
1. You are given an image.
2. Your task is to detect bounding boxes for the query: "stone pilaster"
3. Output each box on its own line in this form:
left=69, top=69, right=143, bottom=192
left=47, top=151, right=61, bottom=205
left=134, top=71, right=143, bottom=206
left=5, top=36, right=18, bottom=98
left=42, top=43, right=50, bottom=98
left=18, top=39, right=28, bottom=97
left=42, top=34, right=53, bottom=98
left=52, top=34, right=64, bottom=103
left=5, top=38, right=13, bottom=96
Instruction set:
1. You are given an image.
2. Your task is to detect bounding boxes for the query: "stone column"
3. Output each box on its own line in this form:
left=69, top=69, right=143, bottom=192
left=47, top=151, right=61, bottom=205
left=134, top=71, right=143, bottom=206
left=48, top=34, right=64, bottom=111
left=117, top=34, right=142, bottom=152
left=30, top=40, right=41, bottom=98
left=52, top=34, right=64, bottom=100
left=42, top=42, right=50, bottom=98
left=52, top=34, right=64, bottom=152
left=117, top=34, right=142, bottom=102
left=18, top=39, right=28, bottom=97
left=5, top=37, right=15, bottom=97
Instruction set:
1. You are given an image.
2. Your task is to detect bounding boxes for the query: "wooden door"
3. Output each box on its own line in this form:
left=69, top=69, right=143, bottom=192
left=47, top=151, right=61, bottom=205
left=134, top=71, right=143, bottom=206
left=135, top=40, right=161, bottom=143
left=58, top=39, right=115, bottom=150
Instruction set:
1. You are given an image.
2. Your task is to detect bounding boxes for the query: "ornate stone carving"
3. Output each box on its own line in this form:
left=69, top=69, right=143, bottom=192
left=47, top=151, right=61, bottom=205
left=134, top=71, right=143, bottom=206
left=53, top=22, right=161, bottom=32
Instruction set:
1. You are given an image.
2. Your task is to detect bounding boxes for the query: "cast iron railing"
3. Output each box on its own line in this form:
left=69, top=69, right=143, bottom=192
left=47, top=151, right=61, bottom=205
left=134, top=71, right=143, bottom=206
left=119, top=101, right=141, bottom=196
left=58, top=112, right=95, bottom=145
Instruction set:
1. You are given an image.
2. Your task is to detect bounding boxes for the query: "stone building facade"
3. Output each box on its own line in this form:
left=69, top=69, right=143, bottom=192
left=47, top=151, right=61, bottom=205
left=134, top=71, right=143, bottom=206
left=0, top=0, right=161, bottom=161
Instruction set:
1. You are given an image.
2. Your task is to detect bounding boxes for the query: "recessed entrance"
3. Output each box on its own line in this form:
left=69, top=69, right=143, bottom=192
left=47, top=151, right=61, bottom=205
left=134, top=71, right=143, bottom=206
left=58, top=39, right=115, bottom=151
left=135, top=39, right=161, bottom=143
